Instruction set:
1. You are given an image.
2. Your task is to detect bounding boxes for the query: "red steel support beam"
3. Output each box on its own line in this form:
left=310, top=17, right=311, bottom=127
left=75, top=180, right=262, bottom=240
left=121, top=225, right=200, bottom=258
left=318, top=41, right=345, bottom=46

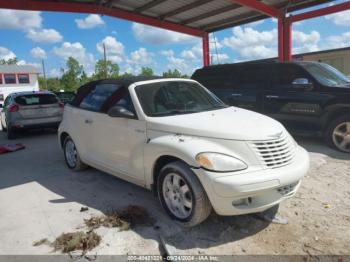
left=0, top=0, right=205, bottom=37
left=278, top=17, right=284, bottom=62
left=231, top=0, right=280, bottom=18
left=288, top=1, right=350, bottom=23
left=203, top=33, right=210, bottom=67
left=283, top=19, right=292, bottom=62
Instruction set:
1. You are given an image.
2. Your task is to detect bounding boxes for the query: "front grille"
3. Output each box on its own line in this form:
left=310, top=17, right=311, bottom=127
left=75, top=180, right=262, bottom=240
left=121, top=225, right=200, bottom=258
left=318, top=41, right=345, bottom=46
left=250, top=133, right=296, bottom=168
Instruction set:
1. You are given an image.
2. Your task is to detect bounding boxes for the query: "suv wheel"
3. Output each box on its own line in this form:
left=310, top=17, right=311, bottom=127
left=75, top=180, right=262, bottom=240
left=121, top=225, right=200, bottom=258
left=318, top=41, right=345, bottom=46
left=325, top=116, right=350, bottom=153
left=157, top=161, right=212, bottom=227
left=63, top=136, right=87, bottom=171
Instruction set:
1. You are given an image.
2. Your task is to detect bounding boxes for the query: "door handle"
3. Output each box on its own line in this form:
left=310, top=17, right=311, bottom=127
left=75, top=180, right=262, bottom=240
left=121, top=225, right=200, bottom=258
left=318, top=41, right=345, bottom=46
left=231, top=93, right=242, bottom=97
left=85, top=119, right=93, bottom=124
left=265, top=95, right=280, bottom=99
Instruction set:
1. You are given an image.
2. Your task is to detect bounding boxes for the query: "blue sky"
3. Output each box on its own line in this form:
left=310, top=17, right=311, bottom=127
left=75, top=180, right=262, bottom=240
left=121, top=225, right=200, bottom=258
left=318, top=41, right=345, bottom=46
left=0, top=0, right=350, bottom=77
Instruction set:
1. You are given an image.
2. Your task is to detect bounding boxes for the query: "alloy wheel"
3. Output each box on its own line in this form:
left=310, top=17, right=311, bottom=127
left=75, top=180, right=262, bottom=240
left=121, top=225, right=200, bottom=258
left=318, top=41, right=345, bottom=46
left=162, top=173, right=193, bottom=219
left=332, top=121, right=350, bottom=153
left=65, top=140, right=78, bottom=168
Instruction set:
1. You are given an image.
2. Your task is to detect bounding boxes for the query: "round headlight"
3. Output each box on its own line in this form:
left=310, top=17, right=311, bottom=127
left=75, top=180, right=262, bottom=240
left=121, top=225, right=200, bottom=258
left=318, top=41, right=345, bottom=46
left=195, top=152, right=247, bottom=172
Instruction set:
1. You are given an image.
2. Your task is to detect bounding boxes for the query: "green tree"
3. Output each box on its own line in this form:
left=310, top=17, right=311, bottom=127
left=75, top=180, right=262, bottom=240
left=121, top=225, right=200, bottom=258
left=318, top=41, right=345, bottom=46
left=120, top=72, right=134, bottom=78
left=39, top=76, right=62, bottom=92
left=162, top=69, right=182, bottom=78
left=60, top=57, right=84, bottom=91
left=139, top=67, right=154, bottom=77
left=80, top=71, right=89, bottom=85
left=0, top=57, right=18, bottom=65
left=92, top=59, right=119, bottom=80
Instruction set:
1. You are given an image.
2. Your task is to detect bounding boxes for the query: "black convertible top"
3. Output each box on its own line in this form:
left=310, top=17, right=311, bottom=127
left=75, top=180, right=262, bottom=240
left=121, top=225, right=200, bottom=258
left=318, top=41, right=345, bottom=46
left=70, top=76, right=163, bottom=107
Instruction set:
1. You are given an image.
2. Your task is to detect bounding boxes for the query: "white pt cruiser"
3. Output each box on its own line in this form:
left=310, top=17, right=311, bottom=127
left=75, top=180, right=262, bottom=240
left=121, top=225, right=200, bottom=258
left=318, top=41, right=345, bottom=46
left=58, top=78, right=309, bottom=227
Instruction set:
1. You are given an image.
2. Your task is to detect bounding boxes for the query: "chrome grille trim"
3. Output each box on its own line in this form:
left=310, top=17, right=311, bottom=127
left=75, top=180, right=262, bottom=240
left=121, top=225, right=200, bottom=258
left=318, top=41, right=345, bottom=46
left=250, top=133, right=296, bottom=169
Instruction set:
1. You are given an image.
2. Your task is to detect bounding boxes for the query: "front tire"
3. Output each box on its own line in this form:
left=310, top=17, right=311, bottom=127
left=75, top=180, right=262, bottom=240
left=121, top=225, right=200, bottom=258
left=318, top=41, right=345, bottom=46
left=157, top=161, right=212, bottom=227
left=325, top=116, right=350, bottom=153
left=63, top=136, right=87, bottom=171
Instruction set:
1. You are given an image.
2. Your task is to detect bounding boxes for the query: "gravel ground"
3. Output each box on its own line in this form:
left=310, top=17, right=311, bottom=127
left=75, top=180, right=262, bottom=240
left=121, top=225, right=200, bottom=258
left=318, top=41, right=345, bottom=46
left=0, top=128, right=349, bottom=257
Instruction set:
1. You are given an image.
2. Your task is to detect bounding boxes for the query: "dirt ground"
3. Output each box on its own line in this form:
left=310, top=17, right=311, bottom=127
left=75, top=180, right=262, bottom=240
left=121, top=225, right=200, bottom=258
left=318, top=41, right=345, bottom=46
left=0, top=128, right=349, bottom=257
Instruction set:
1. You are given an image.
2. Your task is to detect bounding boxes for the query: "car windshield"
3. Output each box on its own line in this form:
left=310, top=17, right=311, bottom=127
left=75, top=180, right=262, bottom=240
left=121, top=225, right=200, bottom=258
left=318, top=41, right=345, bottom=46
left=301, top=63, right=350, bottom=87
left=135, top=81, right=228, bottom=117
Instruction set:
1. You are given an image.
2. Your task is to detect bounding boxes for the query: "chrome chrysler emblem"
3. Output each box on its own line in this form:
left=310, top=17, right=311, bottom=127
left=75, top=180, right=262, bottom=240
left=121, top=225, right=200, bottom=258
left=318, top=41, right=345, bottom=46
left=268, top=131, right=283, bottom=139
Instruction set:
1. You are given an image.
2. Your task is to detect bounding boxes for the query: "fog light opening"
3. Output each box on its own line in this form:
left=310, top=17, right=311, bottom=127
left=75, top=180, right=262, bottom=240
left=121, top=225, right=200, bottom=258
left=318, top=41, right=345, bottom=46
left=232, top=197, right=252, bottom=207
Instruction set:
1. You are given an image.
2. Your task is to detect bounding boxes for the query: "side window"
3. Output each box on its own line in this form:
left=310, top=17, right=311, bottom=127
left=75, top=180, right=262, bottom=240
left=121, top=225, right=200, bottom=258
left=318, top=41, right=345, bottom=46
left=0, top=74, right=3, bottom=84
left=103, top=89, right=136, bottom=114
left=271, top=65, right=308, bottom=89
left=235, top=66, right=267, bottom=90
left=4, top=97, right=10, bottom=107
left=79, top=84, right=120, bottom=112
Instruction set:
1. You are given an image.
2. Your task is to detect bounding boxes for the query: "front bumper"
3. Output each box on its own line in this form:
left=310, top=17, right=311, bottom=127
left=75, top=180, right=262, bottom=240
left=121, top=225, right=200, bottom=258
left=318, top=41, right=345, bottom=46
left=192, top=145, right=309, bottom=216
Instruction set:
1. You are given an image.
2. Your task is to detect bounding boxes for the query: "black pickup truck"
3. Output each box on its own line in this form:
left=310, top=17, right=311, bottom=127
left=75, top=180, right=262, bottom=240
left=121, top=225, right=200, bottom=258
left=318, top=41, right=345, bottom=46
left=192, top=61, right=350, bottom=153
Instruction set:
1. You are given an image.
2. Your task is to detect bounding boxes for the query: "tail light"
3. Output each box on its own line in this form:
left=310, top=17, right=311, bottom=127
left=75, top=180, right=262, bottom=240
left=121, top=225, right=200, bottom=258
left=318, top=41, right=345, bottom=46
left=58, top=102, right=64, bottom=108
left=8, top=104, right=19, bottom=112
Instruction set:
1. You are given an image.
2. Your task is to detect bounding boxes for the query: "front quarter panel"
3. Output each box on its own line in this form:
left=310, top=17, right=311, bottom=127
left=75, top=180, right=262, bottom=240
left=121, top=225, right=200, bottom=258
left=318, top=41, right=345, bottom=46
left=143, top=130, right=259, bottom=188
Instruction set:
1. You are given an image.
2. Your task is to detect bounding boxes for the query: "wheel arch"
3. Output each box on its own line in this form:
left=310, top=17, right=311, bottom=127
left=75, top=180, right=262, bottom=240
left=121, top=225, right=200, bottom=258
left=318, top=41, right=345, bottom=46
left=59, top=132, right=70, bottom=148
left=322, top=105, right=350, bottom=132
left=151, top=155, right=193, bottom=196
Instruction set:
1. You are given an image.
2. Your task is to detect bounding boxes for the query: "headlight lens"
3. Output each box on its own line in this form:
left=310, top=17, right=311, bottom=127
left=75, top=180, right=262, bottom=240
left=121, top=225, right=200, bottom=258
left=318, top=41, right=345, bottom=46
left=195, top=152, right=247, bottom=172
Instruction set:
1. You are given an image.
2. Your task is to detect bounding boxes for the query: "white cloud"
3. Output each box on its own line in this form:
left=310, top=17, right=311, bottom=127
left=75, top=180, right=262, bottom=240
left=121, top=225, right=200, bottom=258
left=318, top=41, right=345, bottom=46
left=97, top=36, right=124, bottom=63
left=52, top=42, right=95, bottom=75
left=326, top=9, right=350, bottom=26
left=128, top=48, right=153, bottom=65
left=132, top=23, right=197, bottom=45
left=325, top=32, right=350, bottom=49
left=160, top=49, right=193, bottom=74
left=26, top=28, right=63, bottom=43
left=0, top=10, right=42, bottom=29
left=75, top=14, right=105, bottom=29
left=30, top=47, right=47, bottom=59
left=0, top=47, right=16, bottom=60
left=292, top=30, right=320, bottom=53
left=222, top=26, right=321, bottom=60
left=222, top=26, right=277, bottom=60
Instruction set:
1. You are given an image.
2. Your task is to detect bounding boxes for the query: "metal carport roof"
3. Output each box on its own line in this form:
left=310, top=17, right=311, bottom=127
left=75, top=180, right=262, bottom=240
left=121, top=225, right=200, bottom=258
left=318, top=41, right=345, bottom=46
left=0, top=0, right=349, bottom=65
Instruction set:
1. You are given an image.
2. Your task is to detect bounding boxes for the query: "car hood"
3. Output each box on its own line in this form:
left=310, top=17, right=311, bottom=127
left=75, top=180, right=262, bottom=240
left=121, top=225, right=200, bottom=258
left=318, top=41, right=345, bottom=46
left=146, top=107, right=286, bottom=141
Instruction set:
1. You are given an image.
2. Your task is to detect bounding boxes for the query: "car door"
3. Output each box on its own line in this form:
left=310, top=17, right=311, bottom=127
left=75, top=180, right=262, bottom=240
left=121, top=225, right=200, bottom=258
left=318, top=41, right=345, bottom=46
left=76, top=83, right=121, bottom=162
left=263, top=63, right=324, bottom=132
left=228, top=64, right=266, bottom=112
left=88, top=86, right=147, bottom=184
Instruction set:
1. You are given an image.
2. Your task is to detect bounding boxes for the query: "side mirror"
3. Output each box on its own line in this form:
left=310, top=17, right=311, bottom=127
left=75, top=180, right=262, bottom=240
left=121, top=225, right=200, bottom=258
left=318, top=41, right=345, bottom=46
left=292, top=78, right=313, bottom=90
left=107, top=106, right=135, bottom=119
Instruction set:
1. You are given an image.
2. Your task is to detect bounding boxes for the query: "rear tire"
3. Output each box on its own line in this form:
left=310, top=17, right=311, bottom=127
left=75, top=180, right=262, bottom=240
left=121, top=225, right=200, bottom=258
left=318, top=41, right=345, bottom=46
left=63, top=136, right=87, bottom=171
left=325, top=116, right=350, bottom=153
left=157, top=161, right=212, bottom=227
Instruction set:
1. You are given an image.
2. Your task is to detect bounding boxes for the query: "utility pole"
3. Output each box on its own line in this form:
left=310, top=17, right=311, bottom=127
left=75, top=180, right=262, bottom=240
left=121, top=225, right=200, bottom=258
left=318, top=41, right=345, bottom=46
left=103, top=43, right=107, bottom=79
left=42, top=59, right=48, bottom=90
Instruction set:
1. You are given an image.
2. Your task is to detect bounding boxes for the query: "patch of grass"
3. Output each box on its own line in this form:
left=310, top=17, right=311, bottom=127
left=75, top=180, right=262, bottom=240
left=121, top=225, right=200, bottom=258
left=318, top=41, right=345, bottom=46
left=52, top=231, right=101, bottom=253
left=84, top=213, right=130, bottom=231
left=84, top=205, right=155, bottom=230
left=33, top=238, right=50, bottom=246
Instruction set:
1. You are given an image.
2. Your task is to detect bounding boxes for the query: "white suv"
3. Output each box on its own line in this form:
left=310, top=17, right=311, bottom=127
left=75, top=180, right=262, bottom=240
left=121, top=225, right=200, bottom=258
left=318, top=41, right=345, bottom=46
left=58, top=78, right=309, bottom=227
